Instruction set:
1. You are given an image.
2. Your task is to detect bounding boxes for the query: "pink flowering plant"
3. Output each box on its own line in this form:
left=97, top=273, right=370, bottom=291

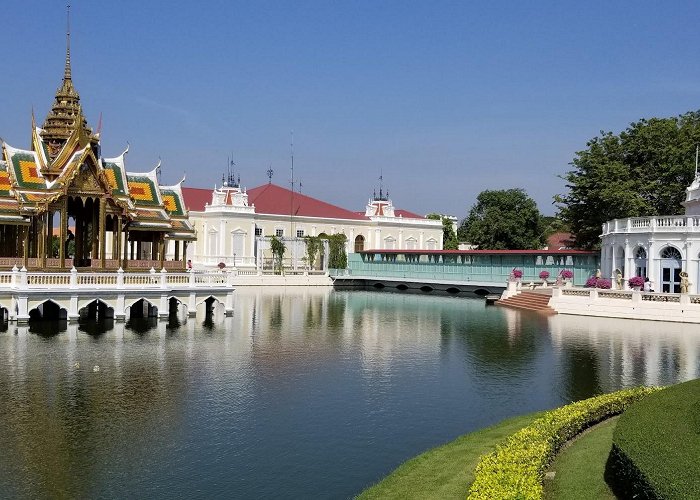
left=628, top=276, right=645, bottom=288
left=586, top=276, right=612, bottom=289
left=512, top=268, right=523, bottom=279
left=560, top=269, right=574, bottom=279
left=539, top=270, right=550, bottom=280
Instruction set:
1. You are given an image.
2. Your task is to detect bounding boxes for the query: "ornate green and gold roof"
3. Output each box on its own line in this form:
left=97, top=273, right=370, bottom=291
left=0, top=26, right=196, bottom=239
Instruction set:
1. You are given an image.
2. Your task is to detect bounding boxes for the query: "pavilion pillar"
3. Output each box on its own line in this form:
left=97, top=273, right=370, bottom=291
left=159, top=234, right=165, bottom=269
left=46, top=209, right=54, bottom=265
left=174, top=241, right=180, bottom=262
left=123, top=226, right=130, bottom=270
left=183, top=241, right=188, bottom=270
left=23, top=225, right=29, bottom=268
left=116, top=216, right=123, bottom=268
left=92, top=198, right=99, bottom=260
left=59, top=199, right=67, bottom=268
left=38, top=215, right=46, bottom=269
left=99, top=199, right=106, bottom=269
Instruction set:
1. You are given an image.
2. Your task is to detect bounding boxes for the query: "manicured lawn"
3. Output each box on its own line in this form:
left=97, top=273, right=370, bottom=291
left=543, top=416, right=618, bottom=500
left=357, top=412, right=541, bottom=500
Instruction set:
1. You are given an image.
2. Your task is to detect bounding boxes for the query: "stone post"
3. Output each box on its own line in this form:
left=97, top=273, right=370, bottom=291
left=10, top=265, right=18, bottom=289
left=160, top=267, right=168, bottom=289
left=70, top=266, right=78, bottom=289
left=19, top=266, right=27, bottom=289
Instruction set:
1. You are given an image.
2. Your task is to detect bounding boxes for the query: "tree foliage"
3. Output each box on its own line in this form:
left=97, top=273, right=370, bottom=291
left=320, top=233, right=347, bottom=269
left=270, top=235, right=286, bottom=274
left=556, top=111, right=700, bottom=249
left=458, top=189, right=543, bottom=249
left=303, top=235, right=324, bottom=270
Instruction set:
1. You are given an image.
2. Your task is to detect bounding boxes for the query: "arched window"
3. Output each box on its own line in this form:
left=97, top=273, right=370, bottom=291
left=405, top=237, right=417, bottom=250
left=384, top=236, right=395, bottom=250
left=634, top=246, right=648, bottom=278
left=354, top=235, right=365, bottom=253
left=660, top=246, right=682, bottom=259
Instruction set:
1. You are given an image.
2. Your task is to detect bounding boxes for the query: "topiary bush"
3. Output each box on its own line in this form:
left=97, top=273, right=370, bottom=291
left=467, top=386, right=660, bottom=500
left=605, top=379, right=700, bottom=499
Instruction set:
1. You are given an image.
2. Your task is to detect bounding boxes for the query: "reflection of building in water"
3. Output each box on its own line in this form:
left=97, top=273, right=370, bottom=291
left=548, top=315, right=700, bottom=390
left=0, top=324, right=189, bottom=498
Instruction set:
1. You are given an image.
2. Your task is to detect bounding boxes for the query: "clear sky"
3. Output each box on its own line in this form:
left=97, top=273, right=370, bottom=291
left=2, top=1, right=700, bottom=218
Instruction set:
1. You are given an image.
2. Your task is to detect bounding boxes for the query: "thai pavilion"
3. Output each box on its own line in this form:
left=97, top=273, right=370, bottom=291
left=0, top=31, right=195, bottom=271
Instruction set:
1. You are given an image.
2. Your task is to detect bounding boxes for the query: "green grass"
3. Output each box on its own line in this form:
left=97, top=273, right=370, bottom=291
left=357, top=412, right=541, bottom=500
left=543, top=416, right=618, bottom=500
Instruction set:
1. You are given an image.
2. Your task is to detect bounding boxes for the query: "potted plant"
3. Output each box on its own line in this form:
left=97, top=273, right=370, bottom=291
left=560, top=269, right=574, bottom=287
left=628, top=276, right=645, bottom=291
left=539, top=270, right=550, bottom=287
left=511, top=268, right=523, bottom=281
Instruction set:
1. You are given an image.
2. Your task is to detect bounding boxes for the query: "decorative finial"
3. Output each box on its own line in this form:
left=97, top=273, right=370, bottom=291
left=267, top=166, right=274, bottom=184
left=65, top=4, right=72, bottom=81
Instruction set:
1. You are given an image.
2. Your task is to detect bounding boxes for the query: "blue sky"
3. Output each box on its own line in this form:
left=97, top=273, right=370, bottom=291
left=2, top=1, right=700, bottom=217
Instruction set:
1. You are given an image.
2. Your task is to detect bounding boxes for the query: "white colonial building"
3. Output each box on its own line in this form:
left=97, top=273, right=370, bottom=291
left=181, top=181, right=443, bottom=270
left=600, top=174, right=700, bottom=293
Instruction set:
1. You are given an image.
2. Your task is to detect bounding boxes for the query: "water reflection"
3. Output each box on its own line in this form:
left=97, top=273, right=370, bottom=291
left=0, top=289, right=698, bottom=499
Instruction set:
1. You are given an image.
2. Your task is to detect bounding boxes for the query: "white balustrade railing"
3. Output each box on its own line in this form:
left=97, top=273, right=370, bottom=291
left=603, top=216, right=700, bottom=235
left=0, top=267, right=233, bottom=290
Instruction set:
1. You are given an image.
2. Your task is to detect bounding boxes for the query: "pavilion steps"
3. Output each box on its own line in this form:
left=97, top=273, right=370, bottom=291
left=496, top=290, right=557, bottom=315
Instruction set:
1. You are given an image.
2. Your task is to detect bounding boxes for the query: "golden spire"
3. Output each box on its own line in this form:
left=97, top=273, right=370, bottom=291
left=41, top=4, right=95, bottom=158
left=64, top=4, right=71, bottom=81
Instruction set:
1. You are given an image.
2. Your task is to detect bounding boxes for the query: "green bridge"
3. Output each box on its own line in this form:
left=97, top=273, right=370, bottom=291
left=332, top=250, right=600, bottom=293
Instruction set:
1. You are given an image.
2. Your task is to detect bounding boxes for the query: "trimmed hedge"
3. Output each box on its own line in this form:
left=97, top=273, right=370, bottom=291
left=605, top=378, right=700, bottom=499
left=467, top=386, right=659, bottom=500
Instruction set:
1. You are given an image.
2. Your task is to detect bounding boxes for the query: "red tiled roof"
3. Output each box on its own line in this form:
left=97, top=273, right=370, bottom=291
left=247, top=183, right=366, bottom=220
left=182, top=184, right=427, bottom=221
left=546, top=232, right=575, bottom=250
left=181, top=187, right=211, bottom=212
left=395, top=209, right=423, bottom=219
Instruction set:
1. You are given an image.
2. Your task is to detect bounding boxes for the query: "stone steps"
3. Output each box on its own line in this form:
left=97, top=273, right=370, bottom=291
left=496, top=291, right=557, bottom=314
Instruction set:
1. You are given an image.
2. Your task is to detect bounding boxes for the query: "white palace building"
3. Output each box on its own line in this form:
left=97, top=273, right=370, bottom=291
left=181, top=179, right=443, bottom=270
left=600, top=173, right=700, bottom=293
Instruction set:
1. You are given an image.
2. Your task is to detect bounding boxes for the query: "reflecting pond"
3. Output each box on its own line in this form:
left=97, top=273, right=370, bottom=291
left=0, top=288, right=698, bottom=498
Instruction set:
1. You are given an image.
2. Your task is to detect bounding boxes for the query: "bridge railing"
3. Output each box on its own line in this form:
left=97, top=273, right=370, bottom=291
left=0, top=266, right=233, bottom=291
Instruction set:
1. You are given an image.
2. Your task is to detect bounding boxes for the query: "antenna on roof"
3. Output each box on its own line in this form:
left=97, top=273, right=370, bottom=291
left=290, top=131, right=295, bottom=234
left=266, top=165, right=273, bottom=184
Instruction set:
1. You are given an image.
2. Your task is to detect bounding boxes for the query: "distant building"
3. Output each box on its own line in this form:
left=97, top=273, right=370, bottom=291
left=182, top=181, right=443, bottom=269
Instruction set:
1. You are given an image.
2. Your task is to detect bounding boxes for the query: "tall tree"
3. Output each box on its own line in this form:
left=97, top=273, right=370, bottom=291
left=556, top=111, right=700, bottom=249
left=458, top=189, right=543, bottom=249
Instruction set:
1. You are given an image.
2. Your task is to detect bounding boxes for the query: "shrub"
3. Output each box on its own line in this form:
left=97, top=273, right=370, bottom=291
left=627, top=276, right=645, bottom=288
left=512, top=268, right=523, bottom=279
left=467, top=386, right=660, bottom=500
left=539, top=270, right=550, bottom=280
left=606, top=379, right=700, bottom=499
left=560, top=269, right=573, bottom=279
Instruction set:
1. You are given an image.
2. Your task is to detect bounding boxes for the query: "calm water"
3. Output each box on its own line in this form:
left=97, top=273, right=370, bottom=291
left=0, top=288, right=698, bottom=499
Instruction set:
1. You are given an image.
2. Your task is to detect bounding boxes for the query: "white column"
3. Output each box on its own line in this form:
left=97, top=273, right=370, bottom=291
left=398, top=229, right=403, bottom=250
left=623, top=239, right=631, bottom=281
left=349, top=228, right=355, bottom=254
left=648, top=240, right=656, bottom=289
left=219, top=219, right=226, bottom=258
left=610, top=244, right=616, bottom=281
left=250, top=221, right=256, bottom=260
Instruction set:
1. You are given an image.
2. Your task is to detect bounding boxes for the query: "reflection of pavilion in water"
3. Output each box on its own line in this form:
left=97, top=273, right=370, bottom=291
left=547, top=314, right=700, bottom=388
